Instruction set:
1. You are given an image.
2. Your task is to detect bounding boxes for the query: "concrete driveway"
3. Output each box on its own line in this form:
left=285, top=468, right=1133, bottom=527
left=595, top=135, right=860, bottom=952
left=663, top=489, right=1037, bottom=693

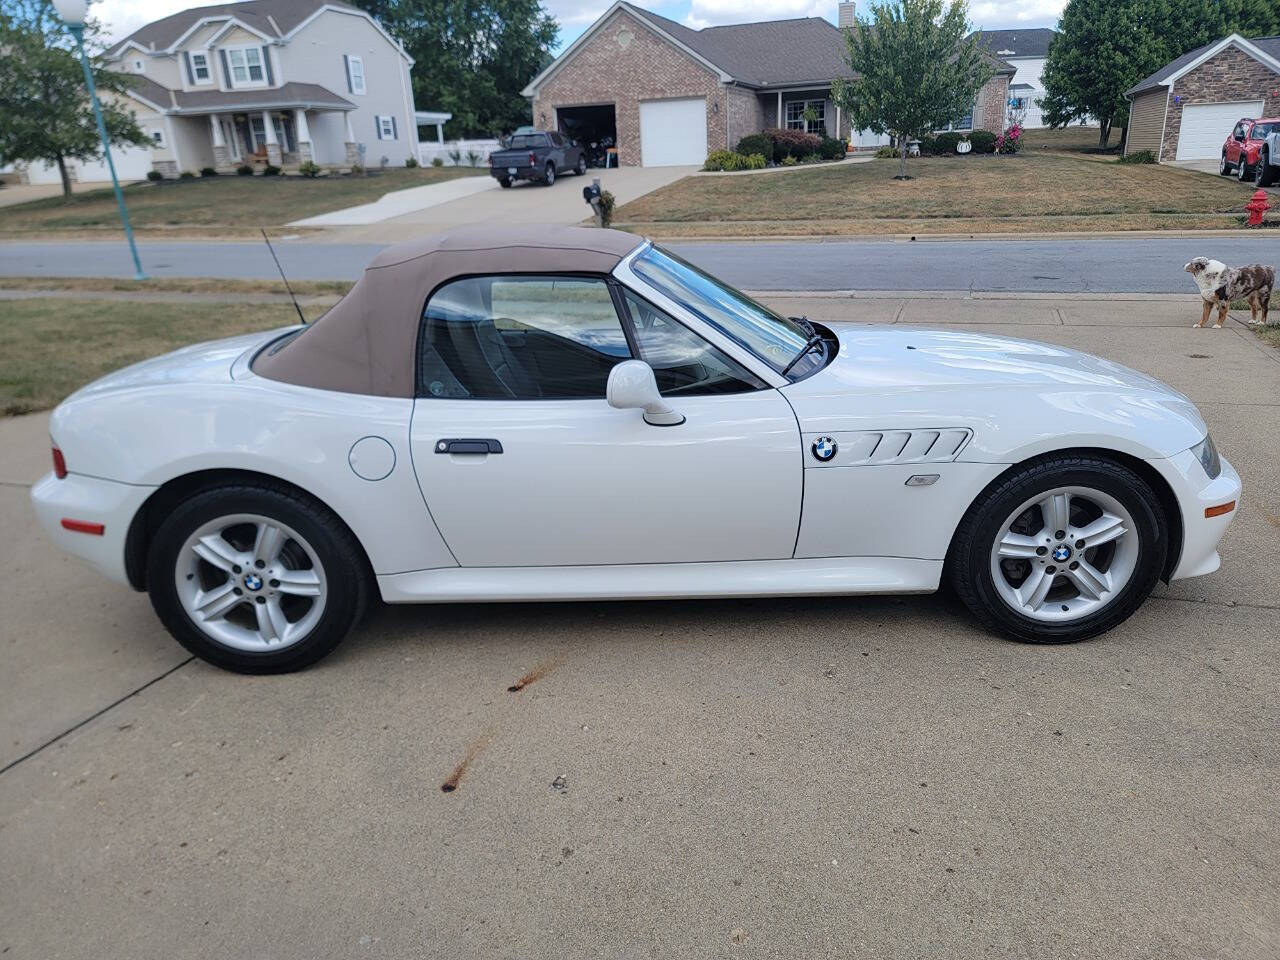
left=1, top=295, right=1277, bottom=958
left=319, top=164, right=696, bottom=244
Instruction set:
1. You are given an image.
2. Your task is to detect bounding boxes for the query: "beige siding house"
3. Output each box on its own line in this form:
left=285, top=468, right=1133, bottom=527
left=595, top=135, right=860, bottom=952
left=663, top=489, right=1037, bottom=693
left=24, top=0, right=419, bottom=182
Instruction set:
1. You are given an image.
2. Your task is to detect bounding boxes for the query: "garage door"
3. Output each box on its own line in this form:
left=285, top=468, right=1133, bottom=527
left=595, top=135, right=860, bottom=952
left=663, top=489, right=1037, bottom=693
left=1176, top=101, right=1264, bottom=160
left=639, top=98, right=706, bottom=166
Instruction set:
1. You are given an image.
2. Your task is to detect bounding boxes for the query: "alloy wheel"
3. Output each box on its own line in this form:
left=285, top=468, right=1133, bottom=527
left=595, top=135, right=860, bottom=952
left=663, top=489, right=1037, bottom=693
left=174, top=513, right=327, bottom=651
left=988, top=486, right=1139, bottom=623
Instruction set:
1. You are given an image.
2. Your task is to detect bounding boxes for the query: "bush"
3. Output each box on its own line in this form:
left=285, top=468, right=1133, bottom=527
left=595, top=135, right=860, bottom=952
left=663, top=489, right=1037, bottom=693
left=262, top=164, right=281, bottom=176
left=236, top=164, right=253, bottom=176
left=782, top=154, right=799, bottom=166
left=917, top=135, right=938, bottom=156
left=178, top=170, right=196, bottom=179
left=968, top=130, right=998, bottom=154
left=819, top=137, right=846, bottom=160
left=466, top=149, right=482, bottom=166
left=931, top=131, right=963, bottom=154
left=993, top=124, right=1021, bottom=155
left=430, top=156, right=444, bottom=167
left=350, top=163, right=364, bottom=175
left=702, top=149, right=738, bottom=171
left=598, top=189, right=615, bottom=228
left=741, top=152, right=767, bottom=170
left=764, top=127, right=822, bottom=162
left=298, top=160, right=321, bottom=178
left=405, top=156, right=418, bottom=168
left=1117, top=149, right=1157, bottom=164
left=200, top=166, right=218, bottom=177
left=735, top=133, right=772, bottom=159
left=146, top=169, right=163, bottom=181
left=447, top=147, right=462, bottom=165
left=800, top=153, right=823, bottom=164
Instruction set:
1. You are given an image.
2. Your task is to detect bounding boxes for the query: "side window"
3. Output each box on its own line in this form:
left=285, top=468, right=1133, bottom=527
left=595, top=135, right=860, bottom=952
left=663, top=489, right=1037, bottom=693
left=619, top=290, right=766, bottom=396
left=420, top=276, right=631, bottom=399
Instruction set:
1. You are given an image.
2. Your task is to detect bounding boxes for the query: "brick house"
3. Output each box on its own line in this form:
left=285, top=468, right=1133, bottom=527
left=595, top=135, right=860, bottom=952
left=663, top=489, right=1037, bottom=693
left=522, top=0, right=1014, bottom=166
left=1125, top=33, right=1280, bottom=162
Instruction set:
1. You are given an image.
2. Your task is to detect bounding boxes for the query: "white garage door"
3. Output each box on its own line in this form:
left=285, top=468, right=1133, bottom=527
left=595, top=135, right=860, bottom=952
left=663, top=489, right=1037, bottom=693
left=639, top=98, right=707, bottom=166
left=1176, top=101, right=1264, bottom=160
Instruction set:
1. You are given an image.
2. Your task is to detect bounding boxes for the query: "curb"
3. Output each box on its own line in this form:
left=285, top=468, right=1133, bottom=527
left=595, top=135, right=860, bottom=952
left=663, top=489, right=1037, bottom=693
left=627, top=228, right=1274, bottom=244
left=748, top=289, right=1202, bottom=302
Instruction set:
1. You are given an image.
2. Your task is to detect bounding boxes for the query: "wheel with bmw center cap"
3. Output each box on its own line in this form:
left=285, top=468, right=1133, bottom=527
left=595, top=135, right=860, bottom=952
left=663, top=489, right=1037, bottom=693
left=146, top=483, right=367, bottom=673
left=947, top=454, right=1168, bottom=643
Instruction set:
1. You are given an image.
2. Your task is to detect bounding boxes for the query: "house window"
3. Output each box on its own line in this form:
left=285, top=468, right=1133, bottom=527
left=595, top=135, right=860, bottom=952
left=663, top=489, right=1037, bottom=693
left=132, top=58, right=144, bottom=73
left=785, top=99, right=826, bottom=135
left=191, top=52, right=211, bottom=83
left=227, top=47, right=265, bottom=86
left=346, top=55, right=366, bottom=95
left=939, top=104, right=975, bottom=132
left=377, top=115, right=396, bottom=140
left=149, top=128, right=165, bottom=147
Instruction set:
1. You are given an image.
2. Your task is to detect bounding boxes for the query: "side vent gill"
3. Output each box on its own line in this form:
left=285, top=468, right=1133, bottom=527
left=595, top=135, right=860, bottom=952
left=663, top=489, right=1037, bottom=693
left=839, top=428, right=971, bottom=465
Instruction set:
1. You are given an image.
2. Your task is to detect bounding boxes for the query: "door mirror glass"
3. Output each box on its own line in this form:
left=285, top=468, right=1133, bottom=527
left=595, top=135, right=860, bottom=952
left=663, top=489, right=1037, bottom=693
left=606, top=360, right=684, bottom=426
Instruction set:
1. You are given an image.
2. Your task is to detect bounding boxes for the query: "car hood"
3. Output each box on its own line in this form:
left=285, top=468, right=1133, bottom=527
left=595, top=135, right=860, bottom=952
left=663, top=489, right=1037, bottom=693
left=65, top=327, right=298, bottom=402
left=782, top=326, right=1207, bottom=461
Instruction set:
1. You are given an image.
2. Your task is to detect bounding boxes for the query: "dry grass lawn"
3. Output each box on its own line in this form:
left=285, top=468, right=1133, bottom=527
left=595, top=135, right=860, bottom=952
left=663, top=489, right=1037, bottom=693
left=0, top=275, right=351, bottom=295
left=0, top=166, right=485, bottom=239
left=615, top=151, right=1258, bottom=237
left=0, top=298, right=321, bottom=415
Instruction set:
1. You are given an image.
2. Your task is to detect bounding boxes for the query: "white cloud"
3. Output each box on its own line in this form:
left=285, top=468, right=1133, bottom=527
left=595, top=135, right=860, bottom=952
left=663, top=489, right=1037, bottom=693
left=969, top=0, right=1065, bottom=29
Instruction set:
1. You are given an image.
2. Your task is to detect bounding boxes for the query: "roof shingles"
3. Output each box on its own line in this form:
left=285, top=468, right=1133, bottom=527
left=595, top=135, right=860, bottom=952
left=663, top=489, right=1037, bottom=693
left=1127, top=35, right=1280, bottom=96
left=108, top=0, right=358, bottom=56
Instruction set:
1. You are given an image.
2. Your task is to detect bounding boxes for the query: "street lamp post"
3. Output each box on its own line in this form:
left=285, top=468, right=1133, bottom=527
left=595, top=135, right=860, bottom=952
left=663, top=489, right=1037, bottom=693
left=52, top=0, right=146, bottom=279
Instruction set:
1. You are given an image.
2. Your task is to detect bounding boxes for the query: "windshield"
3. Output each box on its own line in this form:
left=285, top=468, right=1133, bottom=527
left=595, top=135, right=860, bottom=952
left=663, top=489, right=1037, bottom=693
left=1254, top=122, right=1277, bottom=139
left=631, top=245, right=821, bottom=376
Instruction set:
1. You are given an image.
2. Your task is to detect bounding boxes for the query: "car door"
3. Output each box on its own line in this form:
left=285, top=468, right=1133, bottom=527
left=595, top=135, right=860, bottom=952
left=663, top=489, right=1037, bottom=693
left=549, top=132, right=567, bottom=171
left=409, top=273, right=802, bottom=567
left=1229, top=121, right=1246, bottom=164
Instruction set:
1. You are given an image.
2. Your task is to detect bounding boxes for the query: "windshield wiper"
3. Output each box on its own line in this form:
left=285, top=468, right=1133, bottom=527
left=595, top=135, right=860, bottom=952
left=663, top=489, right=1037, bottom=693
left=781, top=332, right=825, bottom=376
left=789, top=314, right=816, bottom=336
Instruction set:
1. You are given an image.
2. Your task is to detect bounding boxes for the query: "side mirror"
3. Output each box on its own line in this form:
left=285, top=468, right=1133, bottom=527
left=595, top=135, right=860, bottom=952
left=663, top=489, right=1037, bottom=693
left=606, top=360, right=684, bottom=426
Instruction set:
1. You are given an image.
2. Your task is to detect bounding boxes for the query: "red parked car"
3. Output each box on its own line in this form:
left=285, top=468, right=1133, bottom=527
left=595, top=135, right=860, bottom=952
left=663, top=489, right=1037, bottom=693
left=1220, top=117, right=1280, bottom=181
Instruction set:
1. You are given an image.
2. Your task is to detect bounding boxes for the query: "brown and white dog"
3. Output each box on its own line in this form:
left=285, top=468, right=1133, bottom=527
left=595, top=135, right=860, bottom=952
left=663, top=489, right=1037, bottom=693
left=1184, top=257, right=1274, bottom=328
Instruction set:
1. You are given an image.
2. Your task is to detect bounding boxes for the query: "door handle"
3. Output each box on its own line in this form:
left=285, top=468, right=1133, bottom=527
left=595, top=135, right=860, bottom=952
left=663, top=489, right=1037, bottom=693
left=435, top=438, right=503, bottom=455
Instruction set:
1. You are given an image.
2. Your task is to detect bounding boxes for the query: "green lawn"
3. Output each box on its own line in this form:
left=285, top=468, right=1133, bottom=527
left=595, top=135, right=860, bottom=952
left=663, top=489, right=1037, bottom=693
left=614, top=150, right=1259, bottom=237
left=0, top=298, right=318, bottom=415
left=1020, top=125, right=1116, bottom=153
left=0, top=166, right=486, bottom=239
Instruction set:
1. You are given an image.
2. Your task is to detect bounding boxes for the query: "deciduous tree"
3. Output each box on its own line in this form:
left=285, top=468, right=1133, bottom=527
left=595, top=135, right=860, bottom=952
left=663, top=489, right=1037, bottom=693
left=832, top=0, right=991, bottom=179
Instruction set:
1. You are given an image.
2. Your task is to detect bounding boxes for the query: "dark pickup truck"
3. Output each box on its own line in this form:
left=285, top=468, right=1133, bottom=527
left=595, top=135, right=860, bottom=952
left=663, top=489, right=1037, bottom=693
left=490, top=131, right=587, bottom=187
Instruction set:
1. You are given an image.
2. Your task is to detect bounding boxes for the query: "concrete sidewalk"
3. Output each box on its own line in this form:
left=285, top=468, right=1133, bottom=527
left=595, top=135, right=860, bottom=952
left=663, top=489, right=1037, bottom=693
left=2, top=294, right=1277, bottom=959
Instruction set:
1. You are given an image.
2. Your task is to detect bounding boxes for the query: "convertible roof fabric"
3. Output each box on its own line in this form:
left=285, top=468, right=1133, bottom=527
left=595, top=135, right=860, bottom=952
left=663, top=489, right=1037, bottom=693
left=253, top=225, right=646, bottom=398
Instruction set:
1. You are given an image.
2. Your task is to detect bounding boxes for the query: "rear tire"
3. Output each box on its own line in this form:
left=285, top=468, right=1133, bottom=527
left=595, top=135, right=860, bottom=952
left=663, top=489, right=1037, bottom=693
left=146, top=482, right=368, bottom=673
left=499, top=177, right=512, bottom=188
left=543, top=162, right=556, bottom=186
left=947, top=454, right=1167, bottom=644
left=575, top=155, right=587, bottom=176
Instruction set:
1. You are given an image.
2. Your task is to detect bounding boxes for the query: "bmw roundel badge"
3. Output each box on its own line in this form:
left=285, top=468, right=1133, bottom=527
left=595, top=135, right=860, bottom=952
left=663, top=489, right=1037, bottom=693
left=811, top=436, right=838, bottom=462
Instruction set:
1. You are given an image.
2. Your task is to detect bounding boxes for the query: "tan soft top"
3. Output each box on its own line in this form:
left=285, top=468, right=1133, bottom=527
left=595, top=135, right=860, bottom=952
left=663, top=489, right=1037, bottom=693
left=253, top=224, right=646, bottom=398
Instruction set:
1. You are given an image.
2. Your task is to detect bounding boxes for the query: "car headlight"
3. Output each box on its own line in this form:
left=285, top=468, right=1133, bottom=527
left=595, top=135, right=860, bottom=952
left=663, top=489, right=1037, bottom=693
left=1192, top=436, right=1221, bottom=479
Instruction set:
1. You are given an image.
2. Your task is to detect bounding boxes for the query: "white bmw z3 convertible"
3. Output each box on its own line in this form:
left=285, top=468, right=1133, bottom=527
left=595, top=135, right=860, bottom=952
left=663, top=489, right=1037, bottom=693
left=32, top=226, right=1241, bottom=672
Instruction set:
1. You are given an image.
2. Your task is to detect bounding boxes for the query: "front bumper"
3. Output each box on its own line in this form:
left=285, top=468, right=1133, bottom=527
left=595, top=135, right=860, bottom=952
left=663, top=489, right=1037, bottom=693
left=1147, top=450, right=1242, bottom=581
left=31, top=472, right=155, bottom=587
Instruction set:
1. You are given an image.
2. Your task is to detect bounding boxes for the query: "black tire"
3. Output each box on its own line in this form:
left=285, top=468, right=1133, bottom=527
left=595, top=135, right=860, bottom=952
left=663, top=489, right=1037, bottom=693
left=146, top=482, right=368, bottom=673
left=575, top=154, right=587, bottom=176
left=946, top=454, right=1168, bottom=644
left=1238, top=153, right=1252, bottom=181
left=1220, top=151, right=1232, bottom=176
left=499, top=177, right=512, bottom=188
left=543, top=162, right=556, bottom=186
left=1257, top=149, right=1273, bottom=187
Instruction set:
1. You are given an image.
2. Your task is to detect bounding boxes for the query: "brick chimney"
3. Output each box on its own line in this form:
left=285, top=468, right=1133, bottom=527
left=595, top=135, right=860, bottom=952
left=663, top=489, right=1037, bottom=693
left=838, top=1, right=855, bottom=27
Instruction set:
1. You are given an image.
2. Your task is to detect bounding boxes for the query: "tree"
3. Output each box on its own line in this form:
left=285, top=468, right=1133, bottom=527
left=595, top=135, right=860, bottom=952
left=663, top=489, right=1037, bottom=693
left=832, top=0, right=992, bottom=179
left=0, top=4, right=147, bottom=199
left=350, top=0, right=557, bottom=139
left=1041, top=0, right=1280, bottom=149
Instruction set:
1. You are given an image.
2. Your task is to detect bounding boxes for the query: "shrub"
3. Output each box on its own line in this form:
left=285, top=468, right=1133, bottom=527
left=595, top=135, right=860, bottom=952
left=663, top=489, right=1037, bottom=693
left=200, top=166, right=218, bottom=177
left=465, top=149, right=482, bottom=166
left=800, top=152, right=822, bottom=164
left=350, top=163, right=364, bottom=175
left=146, top=169, right=163, bottom=181
left=932, top=131, right=963, bottom=154
left=917, top=135, right=938, bottom=156
left=405, top=156, right=418, bottom=168
left=298, top=160, right=321, bottom=178
left=782, top=154, right=799, bottom=165
left=968, top=130, right=998, bottom=154
left=598, top=189, right=615, bottom=228
left=262, top=164, right=281, bottom=176
left=702, top=149, right=738, bottom=171
left=178, top=170, right=195, bottom=179
left=431, top=156, right=444, bottom=167
left=874, top=145, right=899, bottom=159
left=735, top=133, right=772, bottom=158
left=447, top=147, right=462, bottom=165
left=819, top=137, right=846, bottom=160
left=1117, top=149, right=1157, bottom=164
left=764, top=127, right=822, bottom=162
left=741, top=152, right=767, bottom=170
left=236, top=164, right=253, bottom=176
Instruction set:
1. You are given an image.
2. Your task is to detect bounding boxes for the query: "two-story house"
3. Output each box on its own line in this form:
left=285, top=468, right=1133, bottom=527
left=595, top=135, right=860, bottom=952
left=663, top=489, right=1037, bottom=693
left=971, top=28, right=1056, bottom=129
left=99, top=0, right=418, bottom=177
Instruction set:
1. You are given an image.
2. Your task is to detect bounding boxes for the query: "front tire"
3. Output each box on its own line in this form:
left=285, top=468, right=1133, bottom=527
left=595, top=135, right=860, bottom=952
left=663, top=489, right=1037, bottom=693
left=947, top=454, right=1168, bottom=644
left=1238, top=153, right=1252, bottom=181
left=1257, top=149, right=1274, bottom=187
left=146, top=482, right=368, bottom=673
left=1220, top=151, right=1232, bottom=176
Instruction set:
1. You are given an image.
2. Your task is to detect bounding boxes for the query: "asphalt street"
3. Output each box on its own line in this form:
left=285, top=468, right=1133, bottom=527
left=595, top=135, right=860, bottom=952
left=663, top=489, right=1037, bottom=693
left=2, top=294, right=1278, bottom=959
left=7, top=234, right=1280, bottom=290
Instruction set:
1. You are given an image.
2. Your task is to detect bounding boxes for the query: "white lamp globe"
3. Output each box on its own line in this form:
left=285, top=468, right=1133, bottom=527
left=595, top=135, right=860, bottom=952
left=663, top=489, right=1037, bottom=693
left=53, top=0, right=90, bottom=25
